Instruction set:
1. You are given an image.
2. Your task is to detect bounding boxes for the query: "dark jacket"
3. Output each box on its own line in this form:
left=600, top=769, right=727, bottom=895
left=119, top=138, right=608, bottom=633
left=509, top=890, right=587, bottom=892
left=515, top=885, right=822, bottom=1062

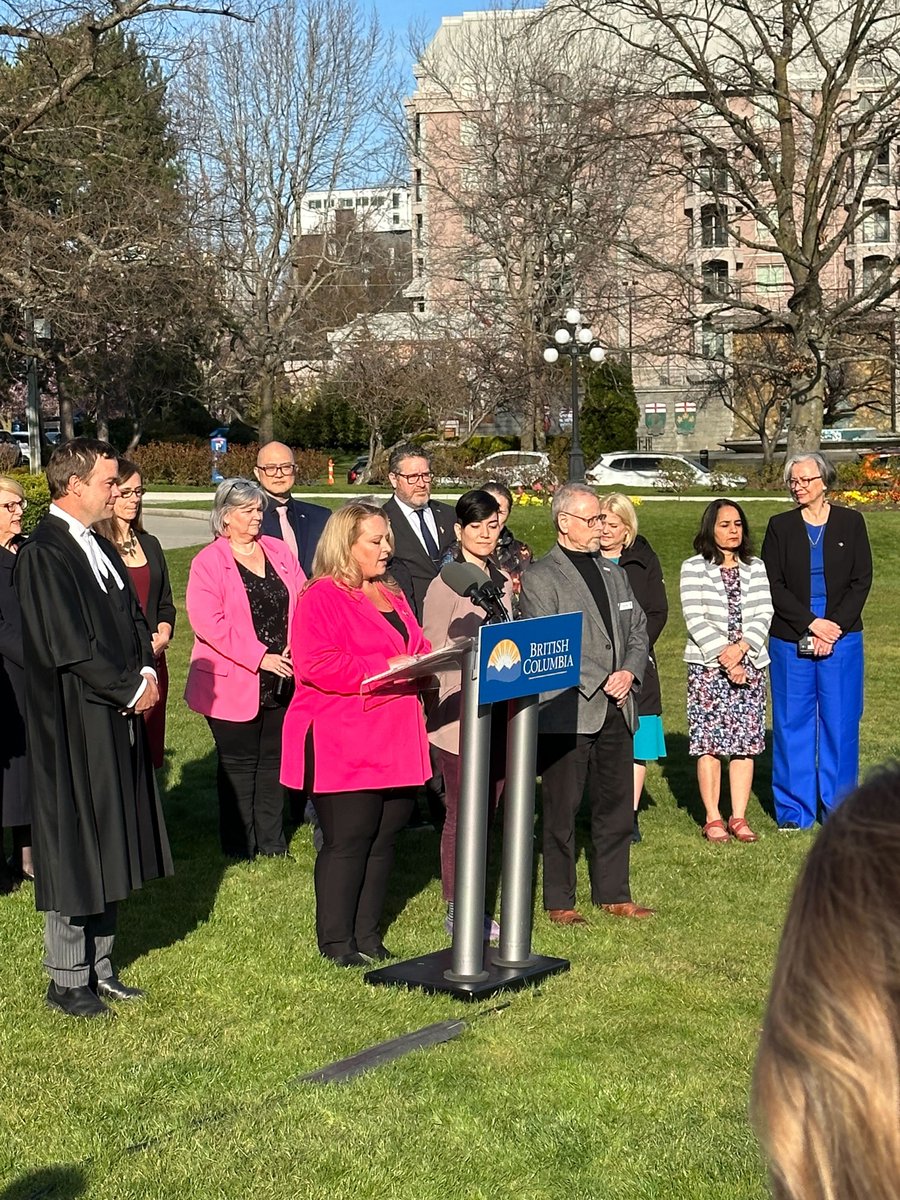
left=617, top=535, right=668, bottom=717
left=135, top=530, right=177, bottom=637
left=383, top=496, right=457, bottom=620
left=760, top=505, right=872, bottom=642
left=259, top=495, right=330, bottom=577
left=15, top=516, right=172, bottom=915
left=0, top=536, right=28, bottom=826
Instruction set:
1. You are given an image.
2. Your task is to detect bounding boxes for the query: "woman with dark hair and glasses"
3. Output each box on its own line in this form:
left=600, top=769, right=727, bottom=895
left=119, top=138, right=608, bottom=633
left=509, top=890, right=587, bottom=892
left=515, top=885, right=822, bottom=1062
left=422, top=489, right=514, bottom=941
left=0, top=475, right=32, bottom=887
left=761, top=453, right=872, bottom=829
left=94, top=458, right=175, bottom=770
left=185, top=478, right=306, bottom=859
left=680, top=499, right=773, bottom=843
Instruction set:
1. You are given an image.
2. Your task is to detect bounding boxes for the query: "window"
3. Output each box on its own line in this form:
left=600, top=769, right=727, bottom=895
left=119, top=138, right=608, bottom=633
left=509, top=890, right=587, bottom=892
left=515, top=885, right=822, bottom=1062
left=416, top=214, right=423, bottom=245
left=872, top=142, right=891, bottom=185
left=417, top=300, right=426, bottom=313
left=415, top=169, right=423, bottom=202
left=393, top=213, right=400, bottom=225
left=862, top=199, right=890, bottom=242
left=756, top=206, right=777, bottom=240
left=756, top=264, right=785, bottom=290
left=416, top=257, right=424, bottom=276
left=702, top=259, right=729, bottom=299
left=340, top=198, right=353, bottom=209
left=698, top=150, right=729, bottom=193
left=700, top=204, right=727, bottom=247
left=862, top=255, right=891, bottom=290
left=701, top=319, right=725, bottom=359
left=414, top=114, right=423, bottom=154
left=460, top=118, right=478, bottom=145
left=308, top=199, right=322, bottom=209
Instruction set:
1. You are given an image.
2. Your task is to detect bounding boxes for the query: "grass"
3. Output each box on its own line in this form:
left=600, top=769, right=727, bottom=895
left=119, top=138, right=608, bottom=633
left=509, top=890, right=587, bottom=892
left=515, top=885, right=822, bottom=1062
left=1, top=502, right=896, bottom=1199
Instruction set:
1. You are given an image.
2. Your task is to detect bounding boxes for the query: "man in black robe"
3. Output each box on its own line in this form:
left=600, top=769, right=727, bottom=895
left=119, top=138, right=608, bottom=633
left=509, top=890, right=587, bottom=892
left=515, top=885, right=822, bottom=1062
left=16, top=439, right=173, bottom=1018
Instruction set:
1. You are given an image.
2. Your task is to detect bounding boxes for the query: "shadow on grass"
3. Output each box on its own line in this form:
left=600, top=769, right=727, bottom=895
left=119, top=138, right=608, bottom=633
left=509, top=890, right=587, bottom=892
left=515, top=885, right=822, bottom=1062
left=116, top=747, right=227, bottom=971
left=660, top=731, right=778, bottom=828
left=0, top=1165, right=86, bottom=1200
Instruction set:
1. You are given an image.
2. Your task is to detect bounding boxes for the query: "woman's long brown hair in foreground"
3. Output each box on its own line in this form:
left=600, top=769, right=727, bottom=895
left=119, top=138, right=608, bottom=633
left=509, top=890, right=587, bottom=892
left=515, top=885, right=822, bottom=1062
left=752, top=764, right=900, bottom=1200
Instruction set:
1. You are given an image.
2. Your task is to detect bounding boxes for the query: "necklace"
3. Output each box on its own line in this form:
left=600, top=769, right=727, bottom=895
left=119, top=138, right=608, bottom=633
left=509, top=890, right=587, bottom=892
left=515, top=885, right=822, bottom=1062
left=116, top=530, right=139, bottom=557
left=806, top=523, right=825, bottom=548
left=231, top=541, right=259, bottom=557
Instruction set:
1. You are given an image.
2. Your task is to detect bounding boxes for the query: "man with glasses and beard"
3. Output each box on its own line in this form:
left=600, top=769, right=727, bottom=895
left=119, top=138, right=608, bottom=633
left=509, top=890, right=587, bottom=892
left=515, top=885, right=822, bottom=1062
left=255, top=442, right=329, bottom=577
left=382, top=444, right=456, bottom=621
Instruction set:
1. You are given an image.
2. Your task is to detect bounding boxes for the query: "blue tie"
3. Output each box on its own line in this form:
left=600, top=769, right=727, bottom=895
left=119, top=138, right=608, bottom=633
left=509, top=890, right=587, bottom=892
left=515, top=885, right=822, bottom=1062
left=416, top=507, right=440, bottom=561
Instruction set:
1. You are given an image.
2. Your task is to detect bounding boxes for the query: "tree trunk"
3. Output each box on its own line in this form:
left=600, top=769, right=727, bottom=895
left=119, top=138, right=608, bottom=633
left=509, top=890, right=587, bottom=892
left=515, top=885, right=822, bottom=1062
left=786, top=371, right=824, bottom=458
left=57, top=381, right=76, bottom=442
left=258, top=371, right=275, bottom=445
left=96, top=388, right=109, bottom=443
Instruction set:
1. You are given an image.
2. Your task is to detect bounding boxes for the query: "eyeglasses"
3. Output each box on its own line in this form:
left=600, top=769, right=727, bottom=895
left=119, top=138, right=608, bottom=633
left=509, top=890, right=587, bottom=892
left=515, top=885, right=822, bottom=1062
left=257, top=463, right=296, bottom=477
left=560, top=511, right=602, bottom=528
left=788, top=476, right=822, bottom=489
left=393, top=471, right=433, bottom=483
left=118, top=487, right=146, bottom=499
left=0, top=498, right=26, bottom=513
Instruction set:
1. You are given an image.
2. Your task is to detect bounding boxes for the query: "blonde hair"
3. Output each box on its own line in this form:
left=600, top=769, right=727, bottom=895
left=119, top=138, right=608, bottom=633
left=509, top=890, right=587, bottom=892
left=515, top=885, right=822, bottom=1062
left=0, top=475, right=24, bottom=499
left=598, top=492, right=638, bottom=548
left=751, top=766, right=900, bottom=1200
left=311, top=502, right=398, bottom=591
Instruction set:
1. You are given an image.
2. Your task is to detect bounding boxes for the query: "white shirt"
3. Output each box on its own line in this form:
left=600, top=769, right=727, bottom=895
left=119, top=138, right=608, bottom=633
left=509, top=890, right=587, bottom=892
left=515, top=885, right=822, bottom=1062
left=392, top=494, right=440, bottom=553
left=50, top=503, right=156, bottom=708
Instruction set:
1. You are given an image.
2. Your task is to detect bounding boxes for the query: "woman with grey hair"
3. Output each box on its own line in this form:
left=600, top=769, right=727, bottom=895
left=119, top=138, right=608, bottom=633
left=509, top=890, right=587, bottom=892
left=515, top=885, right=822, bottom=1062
left=760, top=453, right=872, bottom=829
left=185, top=478, right=307, bottom=858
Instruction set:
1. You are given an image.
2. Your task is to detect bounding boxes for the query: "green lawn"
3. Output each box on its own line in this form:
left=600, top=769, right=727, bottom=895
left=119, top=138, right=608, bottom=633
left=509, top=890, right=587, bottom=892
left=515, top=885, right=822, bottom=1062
left=1, top=502, right=896, bottom=1199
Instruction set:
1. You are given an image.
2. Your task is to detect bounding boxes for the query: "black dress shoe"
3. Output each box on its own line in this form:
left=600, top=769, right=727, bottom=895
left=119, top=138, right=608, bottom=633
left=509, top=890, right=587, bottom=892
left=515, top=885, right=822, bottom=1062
left=46, top=981, right=114, bottom=1018
left=359, top=944, right=395, bottom=962
left=96, top=976, right=146, bottom=1002
left=325, top=952, right=371, bottom=967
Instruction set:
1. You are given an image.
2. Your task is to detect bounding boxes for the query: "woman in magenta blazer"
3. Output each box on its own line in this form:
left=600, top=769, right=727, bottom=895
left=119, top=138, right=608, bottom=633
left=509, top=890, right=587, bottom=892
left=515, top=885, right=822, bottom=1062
left=185, top=478, right=306, bottom=860
left=281, top=502, right=431, bottom=967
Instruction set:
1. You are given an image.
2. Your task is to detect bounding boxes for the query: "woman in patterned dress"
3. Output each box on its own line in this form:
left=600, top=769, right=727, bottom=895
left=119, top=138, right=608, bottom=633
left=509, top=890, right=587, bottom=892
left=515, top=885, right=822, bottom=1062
left=680, top=500, right=773, bottom=843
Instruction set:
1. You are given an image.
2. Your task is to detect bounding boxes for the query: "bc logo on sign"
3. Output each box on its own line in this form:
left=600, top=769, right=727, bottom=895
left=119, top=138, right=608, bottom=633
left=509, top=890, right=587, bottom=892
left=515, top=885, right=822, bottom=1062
left=478, top=612, right=582, bottom=705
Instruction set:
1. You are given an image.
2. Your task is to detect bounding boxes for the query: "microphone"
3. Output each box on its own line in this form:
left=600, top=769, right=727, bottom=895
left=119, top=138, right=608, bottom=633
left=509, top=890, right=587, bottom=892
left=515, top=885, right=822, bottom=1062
left=439, top=561, right=510, bottom=624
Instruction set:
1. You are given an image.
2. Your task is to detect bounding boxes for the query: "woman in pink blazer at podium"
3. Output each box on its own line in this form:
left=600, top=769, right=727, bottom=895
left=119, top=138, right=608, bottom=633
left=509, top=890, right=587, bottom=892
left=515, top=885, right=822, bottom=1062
left=185, top=478, right=306, bottom=860
left=281, top=502, right=432, bottom=967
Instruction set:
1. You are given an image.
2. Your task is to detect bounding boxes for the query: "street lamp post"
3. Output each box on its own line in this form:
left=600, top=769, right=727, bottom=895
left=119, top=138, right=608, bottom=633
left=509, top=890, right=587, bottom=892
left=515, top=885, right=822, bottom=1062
left=543, top=308, right=606, bottom=483
left=24, top=311, right=51, bottom=475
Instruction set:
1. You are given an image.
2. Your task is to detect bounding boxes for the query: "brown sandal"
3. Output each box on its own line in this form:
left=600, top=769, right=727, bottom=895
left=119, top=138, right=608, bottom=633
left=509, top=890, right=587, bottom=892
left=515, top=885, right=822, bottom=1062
left=727, top=816, right=758, bottom=843
left=702, top=819, right=730, bottom=843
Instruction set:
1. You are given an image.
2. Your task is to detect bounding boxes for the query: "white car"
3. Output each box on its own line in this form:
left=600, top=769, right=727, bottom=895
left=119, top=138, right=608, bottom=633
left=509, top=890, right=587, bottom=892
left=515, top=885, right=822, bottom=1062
left=585, top=452, right=746, bottom=489
left=469, top=451, right=555, bottom=488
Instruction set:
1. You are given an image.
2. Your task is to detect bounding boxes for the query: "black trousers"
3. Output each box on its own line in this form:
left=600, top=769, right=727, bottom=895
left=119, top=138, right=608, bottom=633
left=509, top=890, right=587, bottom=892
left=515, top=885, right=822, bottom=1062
left=207, top=707, right=287, bottom=858
left=311, top=790, right=415, bottom=958
left=539, top=707, right=634, bottom=910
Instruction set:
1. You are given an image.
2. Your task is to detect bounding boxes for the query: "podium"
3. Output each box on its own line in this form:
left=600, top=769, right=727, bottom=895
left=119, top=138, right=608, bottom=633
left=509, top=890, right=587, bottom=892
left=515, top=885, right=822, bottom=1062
left=365, top=613, right=582, bottom=1000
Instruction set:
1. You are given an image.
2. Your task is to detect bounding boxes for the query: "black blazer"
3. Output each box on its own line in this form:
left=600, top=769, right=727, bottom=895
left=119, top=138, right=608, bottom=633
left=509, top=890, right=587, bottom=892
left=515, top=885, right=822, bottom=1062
left=135, top=530, right=177, bottom=637
left=618, top=535, right=668, bottom=716
left=760, top=504, right=872, bottom=642
left=383, top=495, right=457, bottom=620
left=0, top=537, right=28, bottom=825
left=259, top=495, right=330, bottom=577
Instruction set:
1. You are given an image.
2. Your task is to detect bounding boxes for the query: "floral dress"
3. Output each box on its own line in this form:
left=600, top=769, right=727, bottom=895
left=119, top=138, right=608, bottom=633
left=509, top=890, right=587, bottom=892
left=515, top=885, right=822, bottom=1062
left=687, top=566, right=767, bottom=757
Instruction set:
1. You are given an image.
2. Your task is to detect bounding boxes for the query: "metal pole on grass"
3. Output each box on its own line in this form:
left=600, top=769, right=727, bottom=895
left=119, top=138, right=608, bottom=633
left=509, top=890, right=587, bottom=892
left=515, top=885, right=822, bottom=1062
left=444, top=641, right=491, bottom=984
left=494, top=694, right=540, bottom=968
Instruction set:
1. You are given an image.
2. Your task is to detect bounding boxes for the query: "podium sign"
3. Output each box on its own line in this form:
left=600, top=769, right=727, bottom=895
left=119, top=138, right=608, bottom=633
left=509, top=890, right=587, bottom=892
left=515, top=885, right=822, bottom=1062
left=478, top=612, right=582, bottom=705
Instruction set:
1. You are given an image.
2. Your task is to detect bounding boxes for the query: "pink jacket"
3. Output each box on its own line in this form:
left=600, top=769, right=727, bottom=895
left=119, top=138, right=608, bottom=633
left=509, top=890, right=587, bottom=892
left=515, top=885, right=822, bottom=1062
left=184, top=536, right=306, bottom=722
left=280, top=577, right=431, bottom=794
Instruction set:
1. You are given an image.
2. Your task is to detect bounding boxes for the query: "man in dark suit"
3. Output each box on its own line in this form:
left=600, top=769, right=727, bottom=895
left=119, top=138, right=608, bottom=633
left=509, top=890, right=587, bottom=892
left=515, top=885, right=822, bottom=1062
left=255, top=441, right=330, bottom=577
left=15, top=439, right=172, bottom=1018
left=520, top=483, right=652, bottom=925
left=382, top=443, right=456, bottom=620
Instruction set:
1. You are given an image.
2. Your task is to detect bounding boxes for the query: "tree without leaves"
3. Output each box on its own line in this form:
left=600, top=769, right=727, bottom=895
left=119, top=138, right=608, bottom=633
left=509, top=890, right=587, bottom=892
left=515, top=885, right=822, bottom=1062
left=178, top=0, right=404, bottom=444
left=554, top=0, right=900, bottom=455
left=409, top=5, right=645, bottom=450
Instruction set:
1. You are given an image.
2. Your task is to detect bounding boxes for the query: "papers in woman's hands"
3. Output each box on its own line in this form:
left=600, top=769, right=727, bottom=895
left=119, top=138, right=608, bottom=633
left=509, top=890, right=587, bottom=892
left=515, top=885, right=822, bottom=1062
left=361, top=638, right=473, bottom=693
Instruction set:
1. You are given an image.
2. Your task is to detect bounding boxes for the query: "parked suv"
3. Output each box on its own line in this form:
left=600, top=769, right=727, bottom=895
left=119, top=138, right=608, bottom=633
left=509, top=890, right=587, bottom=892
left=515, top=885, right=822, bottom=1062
left=585, top=452, right=746, bottom=489
left=469, top=450, right=555, bottom=489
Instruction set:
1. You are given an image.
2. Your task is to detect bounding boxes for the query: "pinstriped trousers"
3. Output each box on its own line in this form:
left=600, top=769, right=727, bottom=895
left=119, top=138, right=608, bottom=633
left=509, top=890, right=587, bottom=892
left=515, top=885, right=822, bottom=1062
left=43, top=904, right=117, bottom=987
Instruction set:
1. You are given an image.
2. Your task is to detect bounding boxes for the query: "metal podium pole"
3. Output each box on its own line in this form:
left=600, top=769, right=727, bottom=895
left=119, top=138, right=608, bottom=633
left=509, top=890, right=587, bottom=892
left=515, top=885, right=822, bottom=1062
left=494, top=694, right=540, bottom=968
left=444, top=642, right=491, bottom=983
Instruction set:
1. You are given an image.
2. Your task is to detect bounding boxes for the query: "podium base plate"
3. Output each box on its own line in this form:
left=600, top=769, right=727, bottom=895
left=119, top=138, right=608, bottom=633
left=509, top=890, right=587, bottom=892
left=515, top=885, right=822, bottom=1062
left=364, top=947, right=569, bottom=1000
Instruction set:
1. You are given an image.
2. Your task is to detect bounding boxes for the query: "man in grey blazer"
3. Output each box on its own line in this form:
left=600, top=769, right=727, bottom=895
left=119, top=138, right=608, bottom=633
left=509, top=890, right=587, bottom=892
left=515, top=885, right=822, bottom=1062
left=520, top=483, right=653, bottom=924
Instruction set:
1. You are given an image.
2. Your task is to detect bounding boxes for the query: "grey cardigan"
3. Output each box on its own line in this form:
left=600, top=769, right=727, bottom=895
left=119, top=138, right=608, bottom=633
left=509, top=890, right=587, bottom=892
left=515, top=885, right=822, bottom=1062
left=519, top=544, right=649, bottom=736
left=679, top=555, right=773, bottom=668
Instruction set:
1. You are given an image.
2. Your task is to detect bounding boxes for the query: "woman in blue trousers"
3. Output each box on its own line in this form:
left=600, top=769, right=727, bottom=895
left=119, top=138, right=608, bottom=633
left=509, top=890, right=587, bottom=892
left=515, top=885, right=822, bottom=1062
left=761, top=453, right=872, bottom=828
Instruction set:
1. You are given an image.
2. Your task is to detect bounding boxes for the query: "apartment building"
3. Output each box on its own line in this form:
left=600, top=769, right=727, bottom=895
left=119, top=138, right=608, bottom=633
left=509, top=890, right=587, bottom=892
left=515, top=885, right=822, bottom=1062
left=406, top=5, right=900, bottom=453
